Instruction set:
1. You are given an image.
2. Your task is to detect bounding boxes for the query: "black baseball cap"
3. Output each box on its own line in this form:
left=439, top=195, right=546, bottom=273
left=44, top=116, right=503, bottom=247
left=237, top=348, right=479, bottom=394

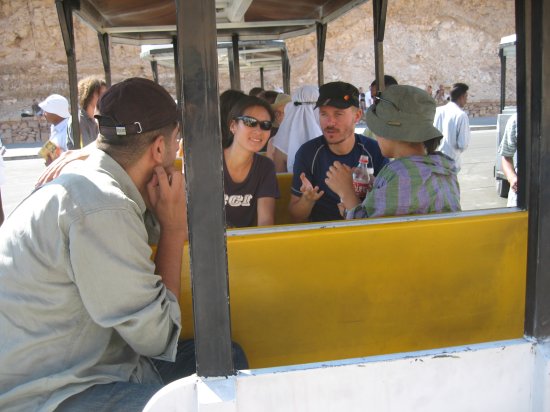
left=96, top=77, right=178, bottom=138
left=314, top=81, right=360, bottom=109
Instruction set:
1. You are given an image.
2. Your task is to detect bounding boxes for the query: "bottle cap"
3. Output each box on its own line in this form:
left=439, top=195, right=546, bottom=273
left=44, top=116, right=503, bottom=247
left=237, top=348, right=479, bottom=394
left=359, top=155, right=369, bottom=164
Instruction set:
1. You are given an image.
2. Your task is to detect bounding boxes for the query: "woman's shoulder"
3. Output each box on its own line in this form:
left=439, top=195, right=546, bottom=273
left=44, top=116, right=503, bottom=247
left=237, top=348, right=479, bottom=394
left=253, top=153, right=277, bottom=174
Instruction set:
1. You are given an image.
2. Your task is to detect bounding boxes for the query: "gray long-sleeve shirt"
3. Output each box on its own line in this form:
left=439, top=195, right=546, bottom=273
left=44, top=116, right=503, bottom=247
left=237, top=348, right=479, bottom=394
left=0, top=150, right=181, bottom=411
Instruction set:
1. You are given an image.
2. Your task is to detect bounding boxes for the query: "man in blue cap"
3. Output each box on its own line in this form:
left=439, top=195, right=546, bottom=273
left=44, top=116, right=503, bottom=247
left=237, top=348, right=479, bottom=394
left=288, top=81, right=388, bottom=222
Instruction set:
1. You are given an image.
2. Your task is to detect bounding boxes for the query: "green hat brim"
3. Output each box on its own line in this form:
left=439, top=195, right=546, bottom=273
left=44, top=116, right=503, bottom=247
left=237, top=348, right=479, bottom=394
left=365, top=103, right=442, bottom=143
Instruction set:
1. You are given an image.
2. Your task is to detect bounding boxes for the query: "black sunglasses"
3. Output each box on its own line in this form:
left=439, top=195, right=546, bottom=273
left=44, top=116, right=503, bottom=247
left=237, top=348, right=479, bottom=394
left=234, top=115, right=272, bottom=131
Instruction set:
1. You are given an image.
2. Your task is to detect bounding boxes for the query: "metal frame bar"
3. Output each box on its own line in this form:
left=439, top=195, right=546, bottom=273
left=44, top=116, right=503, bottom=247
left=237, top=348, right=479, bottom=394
left=97, top=32, right=112, bottom=87
left=260, top=67, right=265, bottom=89
left=172, top=36, right=182, bottom=111
left=229, top=34, right=242, bottom=90
left=516, top=0, right=529, bottom=214
left=151, top=61, right=159, bottom=84
left=175, top=0, right=234, bottom=377
left=499, top=48, right=507, bottom=112
left=282, top=48, right=290, bottom=94
left=524, top=0, right=550, bottom=338
left=373, top=0, right=387, bottom=92
left=55, top=0, right=80, bottom=148
left=316, top=22, right=326, bottom=87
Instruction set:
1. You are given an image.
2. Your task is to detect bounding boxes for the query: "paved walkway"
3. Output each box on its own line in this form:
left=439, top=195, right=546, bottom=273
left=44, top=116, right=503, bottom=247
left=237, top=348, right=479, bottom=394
left=3, top=142, right=43, bottom=161
left=2, top=116, right=497, bottom=161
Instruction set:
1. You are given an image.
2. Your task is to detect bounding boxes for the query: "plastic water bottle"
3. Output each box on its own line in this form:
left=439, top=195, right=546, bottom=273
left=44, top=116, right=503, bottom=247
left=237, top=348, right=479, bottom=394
left=352, top=155, right=374, bottom=200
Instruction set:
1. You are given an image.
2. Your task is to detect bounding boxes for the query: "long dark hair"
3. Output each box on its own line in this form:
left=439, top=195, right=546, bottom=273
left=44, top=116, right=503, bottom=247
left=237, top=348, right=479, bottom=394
left=225, top=95, right=275, bottom=148
left=220, top=89, right=246, bottom=148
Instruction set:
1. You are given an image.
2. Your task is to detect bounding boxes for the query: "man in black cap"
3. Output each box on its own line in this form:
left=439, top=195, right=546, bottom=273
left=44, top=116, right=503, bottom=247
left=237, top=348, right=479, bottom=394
left=288, top=81, right=388, bottom=222
left=0, top=78, right=189, bottom=410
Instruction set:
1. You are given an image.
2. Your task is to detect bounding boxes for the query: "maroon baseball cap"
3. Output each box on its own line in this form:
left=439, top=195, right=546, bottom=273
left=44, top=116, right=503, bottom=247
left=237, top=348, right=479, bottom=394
left=96, top=77, right=178, bottom=138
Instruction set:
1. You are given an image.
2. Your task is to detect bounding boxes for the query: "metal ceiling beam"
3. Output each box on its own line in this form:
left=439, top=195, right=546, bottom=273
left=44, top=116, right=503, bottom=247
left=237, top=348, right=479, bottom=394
left=238, top=47, right=283, bottom=54
left=219, top=39, right=285, bottom=48
left=226, top=0, right=253, bottom=22
left=241, top=56, right=282, bottom=63
left=218, top=19, right=316, bottom=29
left=102, top=19, right=316, bottom=35
left=103, top=25, right=176, bottom=34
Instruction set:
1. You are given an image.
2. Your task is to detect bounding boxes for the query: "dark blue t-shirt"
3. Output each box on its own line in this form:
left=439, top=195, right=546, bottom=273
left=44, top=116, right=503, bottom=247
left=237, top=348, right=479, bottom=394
left=292, top=134, right=388, bottom=222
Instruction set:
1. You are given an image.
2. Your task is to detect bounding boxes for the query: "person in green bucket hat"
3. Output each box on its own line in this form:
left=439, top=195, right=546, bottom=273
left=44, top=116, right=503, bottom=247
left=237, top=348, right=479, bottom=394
left=325, top=84, right=461, bottom=219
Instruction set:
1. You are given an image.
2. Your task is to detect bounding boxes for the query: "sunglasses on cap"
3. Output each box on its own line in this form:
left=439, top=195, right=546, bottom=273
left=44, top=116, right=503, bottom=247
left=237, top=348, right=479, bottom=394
left=374, top=94, right=401, bottom=111
left=234, top=115, right=273, bottom=131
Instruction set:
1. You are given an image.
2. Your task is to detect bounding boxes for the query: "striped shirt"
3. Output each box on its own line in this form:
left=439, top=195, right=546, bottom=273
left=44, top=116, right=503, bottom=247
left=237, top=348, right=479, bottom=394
left=498, top=113, right=518, bottom=159
left=346, top=153, right=461, bottom=219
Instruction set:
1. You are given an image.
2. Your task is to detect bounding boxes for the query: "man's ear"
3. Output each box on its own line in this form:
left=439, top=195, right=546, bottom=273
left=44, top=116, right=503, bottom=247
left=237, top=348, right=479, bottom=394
left=354, top=107, right=363, bottom=123
left=150, top=135, right=165, bottom=164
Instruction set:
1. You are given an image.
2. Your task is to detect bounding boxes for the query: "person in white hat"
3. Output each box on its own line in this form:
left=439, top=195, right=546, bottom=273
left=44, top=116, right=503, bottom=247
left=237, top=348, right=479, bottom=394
left=38, top=94, right=71, bottom=164
left=271, top=85, right=322, bottom=173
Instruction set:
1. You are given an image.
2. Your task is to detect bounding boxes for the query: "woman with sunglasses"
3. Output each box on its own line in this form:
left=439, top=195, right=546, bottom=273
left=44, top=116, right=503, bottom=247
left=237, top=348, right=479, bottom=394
left=223, top=95, right=279, bottom=228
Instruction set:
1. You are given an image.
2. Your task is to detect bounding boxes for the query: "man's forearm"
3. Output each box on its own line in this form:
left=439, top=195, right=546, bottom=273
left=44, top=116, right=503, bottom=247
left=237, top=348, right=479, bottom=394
left=155, top=229, right=186, bottom=299
left=288, top=196, right=314, bottom=223
left=501, top=156, right=517, bottom=182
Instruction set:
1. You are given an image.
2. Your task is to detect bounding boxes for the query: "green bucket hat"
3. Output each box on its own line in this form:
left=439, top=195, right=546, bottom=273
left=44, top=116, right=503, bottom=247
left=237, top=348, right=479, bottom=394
left=365, top=85, right=442, bottom=142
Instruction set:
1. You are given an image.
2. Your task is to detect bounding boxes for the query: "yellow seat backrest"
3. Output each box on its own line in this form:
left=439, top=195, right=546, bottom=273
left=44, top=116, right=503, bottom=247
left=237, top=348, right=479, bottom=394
left=274, top=173, right=293, bottom=225
left=178, top=211, right=528, bottom=369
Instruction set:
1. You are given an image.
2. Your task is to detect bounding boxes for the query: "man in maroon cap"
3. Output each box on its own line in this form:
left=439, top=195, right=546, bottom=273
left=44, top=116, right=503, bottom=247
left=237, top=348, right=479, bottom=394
left=0, top=78, right=191, bottom=411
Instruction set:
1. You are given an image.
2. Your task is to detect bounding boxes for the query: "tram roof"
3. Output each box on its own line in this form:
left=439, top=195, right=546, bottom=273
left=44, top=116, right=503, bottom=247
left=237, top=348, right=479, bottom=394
left=75, top=0, right=368, bottom=44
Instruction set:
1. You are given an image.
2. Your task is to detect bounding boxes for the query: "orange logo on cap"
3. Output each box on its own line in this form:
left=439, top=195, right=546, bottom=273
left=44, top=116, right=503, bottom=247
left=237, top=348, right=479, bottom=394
left=344, top=95, right=350, bottom=101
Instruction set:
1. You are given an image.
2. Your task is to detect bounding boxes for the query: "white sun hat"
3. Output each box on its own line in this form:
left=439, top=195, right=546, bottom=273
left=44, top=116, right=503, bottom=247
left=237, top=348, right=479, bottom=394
left=38, top=94, right=70, bottom=118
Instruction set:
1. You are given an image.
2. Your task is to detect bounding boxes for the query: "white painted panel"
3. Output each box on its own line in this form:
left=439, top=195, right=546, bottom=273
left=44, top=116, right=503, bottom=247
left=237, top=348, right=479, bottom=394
left=532, top=339, right=550, bottom=411
left=144, top=340, right=545, bottom=412
left=236, top=341, right=535, bottom=412
left=144, top=375, right=198, bottom=412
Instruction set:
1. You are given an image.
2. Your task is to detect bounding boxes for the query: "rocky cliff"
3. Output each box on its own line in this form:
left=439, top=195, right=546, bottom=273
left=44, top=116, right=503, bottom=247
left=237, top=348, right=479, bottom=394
left=0, top=0, right=515, bottom=126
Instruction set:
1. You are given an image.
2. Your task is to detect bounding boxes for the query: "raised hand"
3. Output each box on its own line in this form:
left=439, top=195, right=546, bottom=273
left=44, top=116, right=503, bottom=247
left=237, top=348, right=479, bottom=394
left=299, top=172, right=324, bottom=202
left=146, top=166, right=187, bottom=233
left=325, top=161, right=360, bottom=210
